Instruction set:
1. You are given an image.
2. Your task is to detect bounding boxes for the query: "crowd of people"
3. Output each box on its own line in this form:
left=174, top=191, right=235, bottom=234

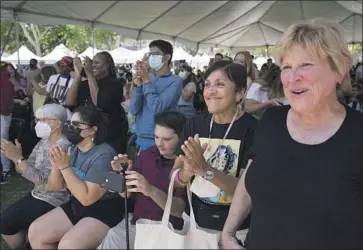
left=0, top=18, right=362, bottom=249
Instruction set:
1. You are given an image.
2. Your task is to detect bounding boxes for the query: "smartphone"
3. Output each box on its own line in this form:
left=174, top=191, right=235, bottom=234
left=100, top=172, right=126, bottom=193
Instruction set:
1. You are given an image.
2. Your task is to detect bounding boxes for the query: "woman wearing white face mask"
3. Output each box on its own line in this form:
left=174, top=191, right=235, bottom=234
left=177, top=65, right=197, bottom=118
left=0, top=104, right=71, bottom=250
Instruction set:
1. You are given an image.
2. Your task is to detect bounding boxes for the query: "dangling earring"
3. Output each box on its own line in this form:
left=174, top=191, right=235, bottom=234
left=91, top=136, right=95, bottom=142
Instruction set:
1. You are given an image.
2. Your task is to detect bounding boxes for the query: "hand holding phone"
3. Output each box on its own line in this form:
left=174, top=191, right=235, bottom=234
left=100, top=154, right=133, bottom=193
left=111, top=154, right=133, bottom=173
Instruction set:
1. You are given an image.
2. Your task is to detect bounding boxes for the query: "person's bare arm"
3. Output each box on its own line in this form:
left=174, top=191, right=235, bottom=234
left=31, top=80, right=47, bottom=95
left=65, top=75, right=81, bottom=106
left=182, top=89, right=195, bottom=100
left=173, top=157, right=239, bottom=196
left=48, top=166, right=66, bottom=191
left=245, top=99, right=276, bottom=114
left=222, top=160, right=252, bottom=236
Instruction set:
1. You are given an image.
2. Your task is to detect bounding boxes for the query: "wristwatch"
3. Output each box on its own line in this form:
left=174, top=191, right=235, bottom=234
left=203, top=167, right=215, bottom=180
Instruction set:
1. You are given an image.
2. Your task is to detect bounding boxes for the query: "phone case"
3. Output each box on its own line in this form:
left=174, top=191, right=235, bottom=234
left=100, top=172, right=126, bottom=193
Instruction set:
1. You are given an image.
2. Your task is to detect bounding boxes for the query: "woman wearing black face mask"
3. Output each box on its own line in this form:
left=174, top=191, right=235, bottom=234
left=28, top=106, right=124, bottom=249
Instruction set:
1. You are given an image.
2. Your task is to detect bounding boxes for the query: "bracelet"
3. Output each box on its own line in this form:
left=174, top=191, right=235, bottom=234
left=60, top=166, right=70, bottom=171
left=175, top=169, right=188, bottom=186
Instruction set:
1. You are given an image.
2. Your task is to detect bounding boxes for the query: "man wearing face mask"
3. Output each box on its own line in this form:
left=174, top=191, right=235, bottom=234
left=25, top=58, right=41, bottom=97
left=0, top=104, right=71, bottom=249
left=130, top=40, right=182, bottom=151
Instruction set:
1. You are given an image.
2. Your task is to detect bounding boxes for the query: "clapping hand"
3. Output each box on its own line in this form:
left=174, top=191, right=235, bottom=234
left=73, top=57, right=83, bottom=76
left=111, top=154, right=132, bottom=173
left=82, top=56, right=93, bottom=75
left=1, top=139, right=23, bottom=162
left=179, top=134, right=209, bottom=177
left=49, top=146, right=71, bottom=171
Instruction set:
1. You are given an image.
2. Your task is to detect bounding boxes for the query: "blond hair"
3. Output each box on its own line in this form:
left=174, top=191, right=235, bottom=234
left=274, top=19, right=351, bottom=78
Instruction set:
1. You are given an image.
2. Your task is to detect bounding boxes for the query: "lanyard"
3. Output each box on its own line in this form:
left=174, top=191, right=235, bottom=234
left=205, top=108, right=240, bottom=169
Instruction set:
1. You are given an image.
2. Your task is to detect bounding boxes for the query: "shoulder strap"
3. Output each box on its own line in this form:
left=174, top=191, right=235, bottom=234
left=60, top=75, right=71, bottom=98
left=49, top=75, right=62, bottom=95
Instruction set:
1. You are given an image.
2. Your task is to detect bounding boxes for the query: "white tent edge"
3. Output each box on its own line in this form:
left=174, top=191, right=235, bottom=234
left=3, top=6, right=360, bottom=53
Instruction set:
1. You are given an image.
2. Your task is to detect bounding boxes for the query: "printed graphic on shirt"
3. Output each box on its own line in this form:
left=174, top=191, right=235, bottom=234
left=200, top=137, right=241, bottom=204
left=46, top=74, right=73, bottom=104
left=72, top=167, right=86, bottom=180
left=50, top=84, right=68, bottom=102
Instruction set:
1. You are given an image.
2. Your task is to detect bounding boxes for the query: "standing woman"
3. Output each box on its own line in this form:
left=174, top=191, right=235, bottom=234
left=66, top=52, right=128, bottom=154
left=177, top=65, right=197, bottom=118
left=221, top=19, right=362, bottom=249
left=234, top=51, right=257, bottom=88
left=173, top=61, right=257, bottom=244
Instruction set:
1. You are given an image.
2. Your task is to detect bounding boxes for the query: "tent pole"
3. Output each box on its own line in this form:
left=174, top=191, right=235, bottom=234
left=266, top=45, right=269, bottom=58
left=0, top=22, right=14, bottom=60
left=14, top=11, right=20, bottom=66
left=91, top=23, right=95, bottom=56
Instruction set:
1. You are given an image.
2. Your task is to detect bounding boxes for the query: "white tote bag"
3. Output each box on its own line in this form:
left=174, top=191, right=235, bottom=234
left=134, top=169, right=221, bottom=249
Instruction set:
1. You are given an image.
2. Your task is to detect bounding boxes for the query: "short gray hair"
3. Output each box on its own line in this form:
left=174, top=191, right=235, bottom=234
left=35, top=104, right=68, bottom=124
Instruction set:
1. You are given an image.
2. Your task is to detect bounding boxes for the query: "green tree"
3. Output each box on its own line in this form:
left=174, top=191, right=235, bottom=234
left=19, top=23, right=54, bottom=56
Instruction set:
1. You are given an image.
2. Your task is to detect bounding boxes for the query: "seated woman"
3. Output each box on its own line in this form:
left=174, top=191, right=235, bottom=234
left=0, top=104, right=71, bottom=249
left=245, top=64, right=289, bottom=119
left=28, top=106, right=124, bottom=249
left=221, top=19, right=362, bottom=249
left=173, top=60, right=258, bottom=245
left=65, top=53, right=128, bottom=154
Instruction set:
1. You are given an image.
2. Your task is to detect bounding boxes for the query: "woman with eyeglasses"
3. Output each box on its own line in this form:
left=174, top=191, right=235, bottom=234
left=173, top=61, right=257, bottom=246
left=0, top=104, right=71, bottom=249
left=28, top=106, right=124, bottom=249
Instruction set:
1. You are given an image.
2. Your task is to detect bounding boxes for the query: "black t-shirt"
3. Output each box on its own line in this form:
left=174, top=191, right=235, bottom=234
left=76, top=76, right=128, bottom=140
left=178, top=112, right=258, bottom=231
left=245, top=106, right=363, bottom=249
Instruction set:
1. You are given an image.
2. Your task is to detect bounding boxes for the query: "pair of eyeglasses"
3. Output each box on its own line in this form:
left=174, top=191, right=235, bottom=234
left=65, top=120, right=93, bottom=127
left=34, top=118, right=57, bottom=123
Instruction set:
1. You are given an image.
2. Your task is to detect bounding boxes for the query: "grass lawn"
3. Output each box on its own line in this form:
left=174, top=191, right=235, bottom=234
left=0, top=172, right=33, bottom=250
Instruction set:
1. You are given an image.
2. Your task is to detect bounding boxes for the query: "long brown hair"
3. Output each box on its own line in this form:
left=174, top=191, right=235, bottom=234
left=259, top=65, right=285, bottom=99
left=234, top=51, right=257, bottom=81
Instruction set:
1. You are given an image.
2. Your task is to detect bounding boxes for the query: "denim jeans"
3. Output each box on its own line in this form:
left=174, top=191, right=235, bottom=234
left=0, top=114, right=12, bottom=172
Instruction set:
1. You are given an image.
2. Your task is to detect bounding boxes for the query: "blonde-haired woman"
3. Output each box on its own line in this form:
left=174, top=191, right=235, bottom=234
left=221, top=19, right=362, bottom=249
left=234, top=51, right=258, bottom=88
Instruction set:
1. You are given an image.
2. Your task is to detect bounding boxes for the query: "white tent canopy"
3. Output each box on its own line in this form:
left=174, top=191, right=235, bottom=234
left=1, top=1, right=361, bottom=51
left=2, top=45, right=39, bottom=64
left=41, top=44, right=76, bottom=64
left=79, top=46, right=102, bottom=58
left=173, top=47, right=193, bottom=62
left=109, top=47, right=137, bottom=63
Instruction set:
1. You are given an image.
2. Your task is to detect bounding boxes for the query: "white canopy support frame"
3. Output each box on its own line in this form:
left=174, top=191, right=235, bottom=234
left=1, top=1, right=361, bottom=53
